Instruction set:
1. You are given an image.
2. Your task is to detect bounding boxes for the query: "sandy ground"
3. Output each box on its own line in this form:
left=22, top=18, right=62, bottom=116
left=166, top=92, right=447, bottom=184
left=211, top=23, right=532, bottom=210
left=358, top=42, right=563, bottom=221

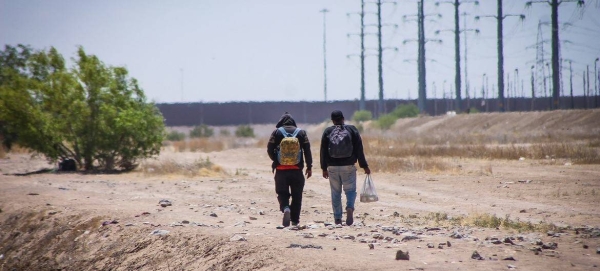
left=1, top=143, right=600, bottom=271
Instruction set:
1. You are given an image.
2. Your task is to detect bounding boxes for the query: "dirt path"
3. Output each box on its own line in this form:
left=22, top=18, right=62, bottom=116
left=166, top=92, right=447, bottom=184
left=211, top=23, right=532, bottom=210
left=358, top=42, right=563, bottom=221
left=1, top=148, right=600, bottom=270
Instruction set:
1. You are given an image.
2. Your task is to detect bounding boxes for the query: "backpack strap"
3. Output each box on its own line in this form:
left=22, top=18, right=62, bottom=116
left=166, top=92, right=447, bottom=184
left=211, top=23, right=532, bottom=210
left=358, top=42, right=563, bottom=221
left=291, top=128, right=301, bottom=137
left=278, top=127, right=300, bottom=138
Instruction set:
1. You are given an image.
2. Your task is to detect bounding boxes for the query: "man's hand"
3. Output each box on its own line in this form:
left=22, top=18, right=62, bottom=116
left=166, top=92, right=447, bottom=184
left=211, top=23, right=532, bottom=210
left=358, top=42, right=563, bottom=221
left=364, top=167, right=371, bottom=175
left=305, top=169, right=312, bottom=179
left=322, top=170, right=329, bottom=179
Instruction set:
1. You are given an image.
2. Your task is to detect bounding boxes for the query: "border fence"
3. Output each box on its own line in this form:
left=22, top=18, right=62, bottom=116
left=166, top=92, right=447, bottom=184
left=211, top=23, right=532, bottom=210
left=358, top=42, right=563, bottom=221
left=156, top=96, right=599, bottom=126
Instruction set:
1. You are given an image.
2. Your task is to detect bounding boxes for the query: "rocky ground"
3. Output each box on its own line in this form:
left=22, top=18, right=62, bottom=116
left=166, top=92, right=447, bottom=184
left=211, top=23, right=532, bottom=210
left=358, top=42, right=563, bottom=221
left=1, top=110, right=600, bottom=270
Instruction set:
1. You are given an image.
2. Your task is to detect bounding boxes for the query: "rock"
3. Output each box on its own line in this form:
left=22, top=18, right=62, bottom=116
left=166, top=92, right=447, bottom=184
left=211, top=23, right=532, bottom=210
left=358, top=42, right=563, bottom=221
left=259, top=211, right=265, bottom=215
left=210, top=212, right=218, bottom=217
left=596, top=248, right=600, bottom=254
left=27, top=193, right=39, bottom=196
left=230, top=235, right=246, bottom=241
left=150, top=229, right=169, bottom=236
left=182, top=220, right=190, bottom=224
left=447, top=241, right=452, bottom=247
left=302, top=233, right=314, bottom=238
left=395, top=250, right=410, bottom=261
left=508, top=264, right=517, bottom=270
left=427, top=243, right=435, bottom=248
left=503, top=237, right=515, bottom=245
left=542, top=242, right=557, bottom=250
left=318, top=233, right=328, bottom=237
left=287, top=244, right=323, bottom=249
left=471, top=251, right=484, bottom=260
left=48, top=211, right=58, bottom=215
left=582, top=244, right=588, bottom=249
left=249, top=216, right=257, bottom=220
left=159, top=199, right=172, bottom=207
left=343, top=235, right=355, bottom=240
left=368, top=244, right=375, bottom=249
left=503, top=256, right=516, bottom=261
left=450, top=232, right=464, bottom=239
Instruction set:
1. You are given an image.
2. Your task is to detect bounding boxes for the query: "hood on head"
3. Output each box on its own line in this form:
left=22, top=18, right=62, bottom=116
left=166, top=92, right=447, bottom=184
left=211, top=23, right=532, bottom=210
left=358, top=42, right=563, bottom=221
left=275, top=112, right=297, bottom=128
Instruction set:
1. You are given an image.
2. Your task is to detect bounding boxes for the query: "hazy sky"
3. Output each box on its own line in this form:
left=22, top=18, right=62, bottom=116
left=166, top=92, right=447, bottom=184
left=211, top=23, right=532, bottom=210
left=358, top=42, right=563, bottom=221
left=1, top=0, right=599, bottom=103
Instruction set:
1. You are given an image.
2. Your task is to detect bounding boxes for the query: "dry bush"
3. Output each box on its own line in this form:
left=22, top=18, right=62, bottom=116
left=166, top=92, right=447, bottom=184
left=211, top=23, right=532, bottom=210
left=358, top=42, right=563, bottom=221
left=139, top=157, right=224, bottom=177
left=370, top=156, right=448, bottom=173
left=363, top=135, right=600, bottom=164
left=421, top=212, right=559, bottom=233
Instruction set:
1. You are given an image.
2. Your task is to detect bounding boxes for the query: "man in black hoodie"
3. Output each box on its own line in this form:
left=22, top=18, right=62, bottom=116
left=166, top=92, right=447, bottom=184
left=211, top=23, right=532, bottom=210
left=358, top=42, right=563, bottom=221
left=267, top=112, right=312, bottom=227
left=320, top=110, right=370, bottom=226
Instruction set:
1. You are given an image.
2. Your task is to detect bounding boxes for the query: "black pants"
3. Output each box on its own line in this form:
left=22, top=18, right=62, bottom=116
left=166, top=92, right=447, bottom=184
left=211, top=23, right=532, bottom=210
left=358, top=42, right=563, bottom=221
left=274, top=169, right=305, bottom=224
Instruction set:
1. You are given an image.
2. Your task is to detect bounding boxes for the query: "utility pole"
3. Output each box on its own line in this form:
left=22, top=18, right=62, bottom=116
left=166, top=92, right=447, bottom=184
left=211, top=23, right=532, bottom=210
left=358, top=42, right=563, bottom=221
left=513, top=69, right=519, bottom=111
left=360, top=1, right=366, bottom=110
left=377, top=0, right=384, bottom=116
left=587, top=65, right=591, bottom=109
left=477, top=0, right=525, bottom=112
left=526, top=0, right=585, bottom=110
left=595, top=58, right=599, bottom=108
left=320, top=8, right=329, bottom=102
left=569, top=60, right=574, bottom=109
left=531, top=65, right=535, bottom=110
left=404, top=0, right=441, bottom=113
left=437, top=0, right=479, bottom=113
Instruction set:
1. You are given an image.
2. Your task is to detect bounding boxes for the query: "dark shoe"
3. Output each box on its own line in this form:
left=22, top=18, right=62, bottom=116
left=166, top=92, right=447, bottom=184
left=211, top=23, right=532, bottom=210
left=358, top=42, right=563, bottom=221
left=291, top=221, right=299, bottom=226
left=334, top=219, right=342, bottom=225
left=346, top=208, right=354, bottom=226
left=282, top=207, right=291, bottom=227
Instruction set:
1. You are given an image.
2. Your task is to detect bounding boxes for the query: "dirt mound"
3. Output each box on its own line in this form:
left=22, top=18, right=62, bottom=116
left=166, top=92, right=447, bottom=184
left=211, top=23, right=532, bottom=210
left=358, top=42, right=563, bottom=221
left=0, top=210, right=320, bottom=271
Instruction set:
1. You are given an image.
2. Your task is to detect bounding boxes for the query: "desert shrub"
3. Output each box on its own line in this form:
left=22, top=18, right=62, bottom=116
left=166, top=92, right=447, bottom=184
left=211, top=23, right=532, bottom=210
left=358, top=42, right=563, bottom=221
left=352, top=110, right=373, bottom=122
left=219, top=128, right=231, bottom=136
left=189, top=124, right=214, bottom=138
left=0, top=45, right=165, bottom=171
left=235, top=125, right=255, bottom=138
left=375, top=114, right=397, bottom=130
left=355, top=122, right=364, bottom=133
left=166, top=130, right=186, bottom=141
left=390, top=103, right=419, bottom=119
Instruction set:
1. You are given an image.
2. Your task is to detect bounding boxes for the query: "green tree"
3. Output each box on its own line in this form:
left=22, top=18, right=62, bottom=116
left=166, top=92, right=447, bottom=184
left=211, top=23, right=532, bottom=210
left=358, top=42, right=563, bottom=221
left=390, top=103, right=419, bottom=119
left=352, top=110, right=373, bottom=122
left=235, top=125, right=255, bottom=138
left=0, top=45, right=165, bottom=171
left=189, top=124, right=214, bottom=138
left=166, top=130, right=186, bottom=141
left=375, top=114, right=397, bottom=130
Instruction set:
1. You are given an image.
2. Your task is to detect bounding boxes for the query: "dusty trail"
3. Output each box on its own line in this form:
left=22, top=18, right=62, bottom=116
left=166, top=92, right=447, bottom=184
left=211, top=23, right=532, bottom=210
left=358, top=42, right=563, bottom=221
left=2, top=110, right=600, bottom=270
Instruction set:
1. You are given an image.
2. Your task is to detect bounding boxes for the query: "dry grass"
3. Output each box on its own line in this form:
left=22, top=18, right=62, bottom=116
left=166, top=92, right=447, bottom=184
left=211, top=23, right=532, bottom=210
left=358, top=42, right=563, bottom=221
left=370, top=156, right=449, bottom=173
left=419, top=212, right=559, bottom=233
left=138, top=157, right=225, bottom=177
left=363, top=136, right=600, bottom=164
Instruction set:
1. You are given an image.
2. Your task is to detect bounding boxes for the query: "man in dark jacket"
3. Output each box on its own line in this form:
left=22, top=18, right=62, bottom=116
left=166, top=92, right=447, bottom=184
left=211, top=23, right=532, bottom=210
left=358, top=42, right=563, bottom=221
left=267, top=112, right=312, bottom=227
left=320, top=110, right=370, bottom=226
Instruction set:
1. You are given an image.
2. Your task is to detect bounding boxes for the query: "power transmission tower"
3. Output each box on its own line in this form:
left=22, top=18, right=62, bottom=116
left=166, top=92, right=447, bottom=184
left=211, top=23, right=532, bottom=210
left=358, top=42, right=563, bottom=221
left=360, top=1, right=366, bottom=110
left=476, top=0, right=525, bottom=112
left=404, top=0, right=441, bottom=113
left=535, top=21, right=547, bottom=104
left=436, top=0, right=479, bottom=112
left=373, top=0, right=397, bottom=116
left=320, top=8, right=330, bottom=102
left=526, top=0, right=585, bottom=110
left=347, top=1, right=369, bottom=110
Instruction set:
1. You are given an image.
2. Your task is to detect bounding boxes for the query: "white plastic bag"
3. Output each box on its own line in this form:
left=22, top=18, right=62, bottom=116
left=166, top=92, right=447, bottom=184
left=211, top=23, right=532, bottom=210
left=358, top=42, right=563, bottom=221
left=360, top=174, right=379, bottom=203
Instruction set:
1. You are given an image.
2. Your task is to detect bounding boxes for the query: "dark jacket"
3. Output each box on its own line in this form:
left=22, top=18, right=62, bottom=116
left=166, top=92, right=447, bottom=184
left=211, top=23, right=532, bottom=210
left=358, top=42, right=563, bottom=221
left=267, top=114, right=312, bottom=172
left=320, top=124, right=368, bottom=171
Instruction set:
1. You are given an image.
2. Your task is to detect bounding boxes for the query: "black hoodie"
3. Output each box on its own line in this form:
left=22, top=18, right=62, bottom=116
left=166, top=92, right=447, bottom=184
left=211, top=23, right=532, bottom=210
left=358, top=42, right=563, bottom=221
left=267, top=113, right=312, bottom=172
